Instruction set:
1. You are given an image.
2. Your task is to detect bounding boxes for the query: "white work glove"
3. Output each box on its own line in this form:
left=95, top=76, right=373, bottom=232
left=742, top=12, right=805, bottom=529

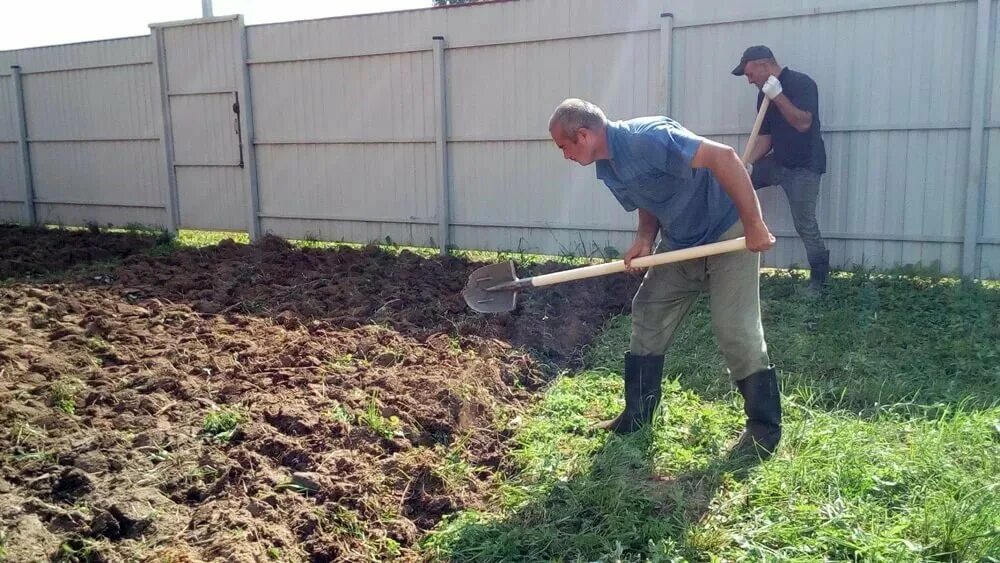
left=762, top=75, right=783, bottom=100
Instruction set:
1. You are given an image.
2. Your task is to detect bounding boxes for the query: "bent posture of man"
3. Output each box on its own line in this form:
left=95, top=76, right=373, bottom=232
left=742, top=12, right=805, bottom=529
left=548, top=98, right=781, bottom=458
left=734, top=45, right=830, bottom=295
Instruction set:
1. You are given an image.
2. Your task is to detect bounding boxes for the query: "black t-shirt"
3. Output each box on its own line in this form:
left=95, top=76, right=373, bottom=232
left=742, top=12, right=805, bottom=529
left=757, top=67, right=826, bottom=174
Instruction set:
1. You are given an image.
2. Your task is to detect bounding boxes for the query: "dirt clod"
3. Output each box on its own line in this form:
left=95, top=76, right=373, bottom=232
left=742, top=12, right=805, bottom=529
left=3, top=514, right=62, bottom=561
left=52, top=467, right=96, bottom=501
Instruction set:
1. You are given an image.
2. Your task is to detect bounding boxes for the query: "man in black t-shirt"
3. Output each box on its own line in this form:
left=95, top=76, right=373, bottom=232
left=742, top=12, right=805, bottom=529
left=733, top=46, right=830, bottom=294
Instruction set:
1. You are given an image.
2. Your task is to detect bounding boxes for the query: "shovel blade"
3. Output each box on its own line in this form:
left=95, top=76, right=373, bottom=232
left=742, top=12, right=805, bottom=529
left=462, top=261, right=519, bottom=313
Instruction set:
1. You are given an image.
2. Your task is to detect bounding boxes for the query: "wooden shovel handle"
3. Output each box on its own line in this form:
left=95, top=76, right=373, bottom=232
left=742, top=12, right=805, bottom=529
left=529, top=237, right=746, bottom=288
left=741, top=96, right=771, bottom=164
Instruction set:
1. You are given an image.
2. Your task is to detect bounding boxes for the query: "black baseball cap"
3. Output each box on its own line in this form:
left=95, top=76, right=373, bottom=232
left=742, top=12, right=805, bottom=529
left=731, top=45, right=774, bottom=75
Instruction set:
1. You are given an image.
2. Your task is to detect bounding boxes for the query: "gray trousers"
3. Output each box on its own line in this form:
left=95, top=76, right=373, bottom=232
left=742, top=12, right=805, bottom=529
left=630, top=221, right=770, bottom=382
left=751, top=155, right=828, bottom=265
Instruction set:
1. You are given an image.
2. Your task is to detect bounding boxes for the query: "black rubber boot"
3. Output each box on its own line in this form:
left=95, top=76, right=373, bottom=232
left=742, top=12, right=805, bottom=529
left=733, top=366, right=782, bottom=459
left=807, top=249, right=831, bottom=294
left=593, top=353, right=664, bottom=434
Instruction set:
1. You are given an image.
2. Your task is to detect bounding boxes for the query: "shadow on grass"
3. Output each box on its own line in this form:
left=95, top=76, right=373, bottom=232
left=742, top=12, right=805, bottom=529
left=430, top=428, right=769, bottom=562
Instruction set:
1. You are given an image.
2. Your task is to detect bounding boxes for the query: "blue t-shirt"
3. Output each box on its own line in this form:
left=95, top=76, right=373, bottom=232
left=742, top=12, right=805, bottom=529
left=596, top=117, right=739, bottom=250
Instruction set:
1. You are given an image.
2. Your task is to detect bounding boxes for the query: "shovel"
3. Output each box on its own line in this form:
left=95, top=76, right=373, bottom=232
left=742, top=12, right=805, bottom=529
left=462, top=237, right=747, bottom=313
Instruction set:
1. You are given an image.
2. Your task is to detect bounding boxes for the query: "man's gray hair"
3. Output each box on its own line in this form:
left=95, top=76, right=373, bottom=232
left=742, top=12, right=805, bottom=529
left=548, top=98, right=607, bottom=138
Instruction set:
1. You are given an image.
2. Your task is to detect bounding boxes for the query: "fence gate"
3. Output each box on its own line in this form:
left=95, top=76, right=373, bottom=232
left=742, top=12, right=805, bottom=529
left=151, top=16, right=259, bottom=236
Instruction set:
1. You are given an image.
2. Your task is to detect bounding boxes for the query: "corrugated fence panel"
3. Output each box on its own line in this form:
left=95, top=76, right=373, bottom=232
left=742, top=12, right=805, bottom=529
left=20, top=65, right=157, bottom=140
left=980, top=0, right=1000, bottom=276
left=249, top=48, right=437, bottom=243
left=449, top=138, right=623, bottom=227
left=434, top=0, right=661, bottom=48
left=0, top=35, right=165, bottom=227
left=251, top=52, right=434, bottom=142
left=991, top=0, right=1000, bottom=126
left=0, top=75, right=14, bottom=139
left=246, top=9, right=441, bottom=62
left=447, top=30, right=660, bottom=255
left=0, top=73, right=22, bottom=221
left=447, top=32, right=660, bottom=140
left=175, top=166, right=246, bottom=231
left=21, top=64, right=166, bottom=223
left=0, top=142, right=18, bottom=200
left=163, top=22, right=238, bottom=92
left=255, top=143, right=436, bottom=226
left=983, top=130, right=1000, bottom=277
left=0, top=36, right=151, bottom=72
left=659, top=0, right=968, bottom=26
left=29, top=142, right=163, bottom=207
left=0, top=203, right=22, bottom=223
left=244, top=0, right=662, bottom=61
left=34, top=204, right=165, bottom=228
left=169, top=93, right=241, bottom=165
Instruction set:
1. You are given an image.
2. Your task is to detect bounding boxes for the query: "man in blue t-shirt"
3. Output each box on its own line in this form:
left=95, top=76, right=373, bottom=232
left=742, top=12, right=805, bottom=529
left=548, top=98, right=782, bottom=459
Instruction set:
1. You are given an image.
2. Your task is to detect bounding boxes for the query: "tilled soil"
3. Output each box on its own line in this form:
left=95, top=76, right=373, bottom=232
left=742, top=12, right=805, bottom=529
left=0, top=225, right=162, bottom=280
left=0, top=229, right=638, bottom=562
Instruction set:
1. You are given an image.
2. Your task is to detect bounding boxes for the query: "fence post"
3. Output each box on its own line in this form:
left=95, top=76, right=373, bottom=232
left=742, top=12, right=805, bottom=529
left=150, top=27, right=180, bottom=235
left=234, top=16, right=262, bottom=242
left=961, top=0, right=991, bottom=278
left=433, top=36, right=450, bottom=255
left=659, top=13, right=674, bottom=116
left=11, top=65, right=35, bottom=225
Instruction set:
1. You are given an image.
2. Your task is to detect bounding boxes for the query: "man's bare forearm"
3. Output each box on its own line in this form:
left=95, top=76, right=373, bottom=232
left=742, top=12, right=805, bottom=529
left=637, top=208, right=659, bottom=243
left=714, top=150, right=766, bottom=228
left=693, top=141, right=765, bottom=227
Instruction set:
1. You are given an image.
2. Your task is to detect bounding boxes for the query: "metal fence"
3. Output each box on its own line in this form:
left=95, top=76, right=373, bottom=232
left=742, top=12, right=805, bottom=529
left=1, top=0, right=997, bottom=277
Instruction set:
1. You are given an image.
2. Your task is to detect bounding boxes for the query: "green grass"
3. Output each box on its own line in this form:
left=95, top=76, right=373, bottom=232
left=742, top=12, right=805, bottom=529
left=174, top=229, right=249, bottom=248
left=323, top=403, right=353, bottom=424
left=49, top=378, right=81, bottom=415
left=202, top=407, right=245, bottom=443
left=424, top=270, right=1000, bottom=561
left=56, top=536, right=101, bottom=563
left=358, top=394, right=403, bottom=440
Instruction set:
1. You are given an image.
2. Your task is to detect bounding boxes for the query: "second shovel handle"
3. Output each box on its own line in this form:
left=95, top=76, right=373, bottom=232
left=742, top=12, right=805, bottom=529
left=742, top=96, right=771, bottom=164
left=529, top=237, right=747, bottom=288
